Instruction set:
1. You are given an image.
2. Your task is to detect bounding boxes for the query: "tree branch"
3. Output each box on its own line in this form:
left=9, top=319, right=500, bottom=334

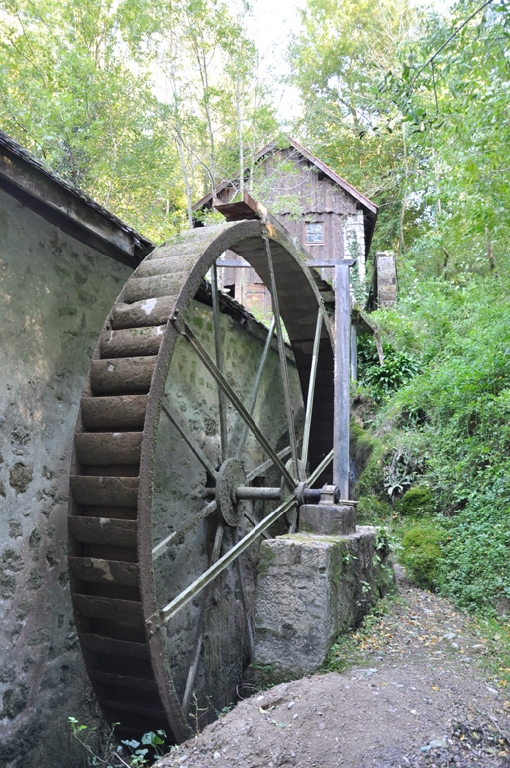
left=410, top=0, right=496, bottom=86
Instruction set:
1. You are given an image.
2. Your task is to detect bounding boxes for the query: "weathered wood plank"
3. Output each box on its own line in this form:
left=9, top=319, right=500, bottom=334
left=90, top=357, right=156, bottom=395
left=70, top=476, right=139, bottom=507
left=69, top=516, right=138, bottom=547
left=69, top=556, right=139, bottom=586
left=80, top=395, right=147, bottom=430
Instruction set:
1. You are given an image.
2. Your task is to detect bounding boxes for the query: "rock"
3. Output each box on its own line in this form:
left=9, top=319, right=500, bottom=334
left=429, top=739, right=448, bottom=749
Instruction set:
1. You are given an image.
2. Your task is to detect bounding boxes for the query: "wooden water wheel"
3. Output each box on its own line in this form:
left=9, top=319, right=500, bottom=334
left=68, top=218, right=335, bottom=744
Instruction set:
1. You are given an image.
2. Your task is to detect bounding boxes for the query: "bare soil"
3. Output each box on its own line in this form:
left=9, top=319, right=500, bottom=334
left=155, top=582, right=510, bottom=768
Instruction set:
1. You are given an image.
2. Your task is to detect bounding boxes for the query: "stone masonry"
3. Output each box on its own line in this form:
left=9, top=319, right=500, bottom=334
left=253, top=504, right=393, bottom=678
left=0, top=188, right=132, bottom=767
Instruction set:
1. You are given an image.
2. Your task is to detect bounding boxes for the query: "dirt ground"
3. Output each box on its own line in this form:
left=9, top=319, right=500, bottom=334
left=154, top=581, right=510, bottom=768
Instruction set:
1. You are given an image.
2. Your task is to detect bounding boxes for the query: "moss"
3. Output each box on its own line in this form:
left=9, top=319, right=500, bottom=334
left=350, top=420, right=389, bottom=501
left=401, top=523, right=444, bottom=590
left=354, top=443, right=387, bottom=499
left=257, top=544, right=277, bottom=576
left=398, top=486, right=434, bottom=517
left=355, top=494, right=392, bottom=523
left=244, top=662, right=298, bottom=690
left=350, top=420, right=378, bottom=468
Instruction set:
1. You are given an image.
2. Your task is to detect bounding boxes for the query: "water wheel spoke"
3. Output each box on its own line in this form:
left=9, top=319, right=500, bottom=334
left=261, top=231, right=301, bottom=480
left=243, top=510, right=271, bottom=539
left=211, top=264, right=229, bottom=462
left=234, top=316, right=276, bottom=460
left=305, top=449, right=334, bottom=488
left=152, top=495, right=297, bottom=627
left=162, top=399, right=218, bottom=480
left=172, top=313, right=295, bottom=488
left=301, top=310, right=324, bottom=471
left=245, top=446, right=291, bottom=483
left=181, top=522, right=225, bottom=715
left=234, top=528, right=255, bottom=658
left=152, top=500, right=217, bottom=560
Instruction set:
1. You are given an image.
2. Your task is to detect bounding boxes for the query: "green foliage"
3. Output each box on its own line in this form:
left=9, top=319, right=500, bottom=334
left=438, top=507, right=510, bottom=614
left=401, top=522, right=444, bottom=590
left=0, top=0, right=277, bottom=239
left=357, top=335, right=421, bottom=403
left=68, top=718, right=166, bottom=767
left=363, top=272, right=510, bottom=614
left=351, top=426, right=386, bottom=500
left=350, top=419, right=379, bottom=473
left=355, top=494, right=392, bottom=524
left=290, top=0, right=510, bottom=271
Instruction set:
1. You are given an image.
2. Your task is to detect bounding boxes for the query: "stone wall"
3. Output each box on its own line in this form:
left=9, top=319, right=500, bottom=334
left=375, top=252, right=397, bottom=307
left=0, top=188, right=132, bottom=767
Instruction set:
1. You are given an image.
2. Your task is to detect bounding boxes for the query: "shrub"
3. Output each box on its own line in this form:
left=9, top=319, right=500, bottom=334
left=400, top=523, right=444, bottom=590
left=353, top=443, right=387, bottom=499
left=437, top=498, right=510, bottom=614
left=350, top=420, right=387, bottom=500
left=355, top=495, right=392, bottom=523
left=399, top=486, right=434, bottom=517
left=357, top=335, right=421, bottom=403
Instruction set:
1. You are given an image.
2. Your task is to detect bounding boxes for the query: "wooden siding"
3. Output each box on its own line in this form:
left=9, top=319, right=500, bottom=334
left=278, top=213, right=347, bottom=264
left=211, top=146, right=368, bottom=311
left=256, top=149, right=358, bottom=216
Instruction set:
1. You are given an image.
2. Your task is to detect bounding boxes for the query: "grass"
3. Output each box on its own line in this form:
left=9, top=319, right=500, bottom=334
left=469, top=615, right=510, bottom=691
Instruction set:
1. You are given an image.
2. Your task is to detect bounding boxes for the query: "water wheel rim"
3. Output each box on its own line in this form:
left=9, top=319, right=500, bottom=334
left=69, top=219, right=335, bottom=745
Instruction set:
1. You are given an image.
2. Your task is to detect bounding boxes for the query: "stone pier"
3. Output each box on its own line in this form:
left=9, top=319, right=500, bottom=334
left=253, top=503, right=394, bottom=679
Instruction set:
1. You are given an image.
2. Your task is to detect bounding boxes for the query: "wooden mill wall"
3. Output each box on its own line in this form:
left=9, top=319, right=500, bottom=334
left=214, top=147, right=367, bottom=312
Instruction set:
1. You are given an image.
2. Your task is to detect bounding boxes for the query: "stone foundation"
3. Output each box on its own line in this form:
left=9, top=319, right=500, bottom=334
left=253, top=514, right=394, bottom=679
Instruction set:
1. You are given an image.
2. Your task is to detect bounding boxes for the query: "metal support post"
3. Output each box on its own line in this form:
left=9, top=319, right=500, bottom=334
left=351, top=325, right=358, bottom=382
left=333, top=261, right=353, bottom=500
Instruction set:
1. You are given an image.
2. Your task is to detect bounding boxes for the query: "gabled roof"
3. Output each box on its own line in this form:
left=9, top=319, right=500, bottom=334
left=194, top=136, right=378, bottom=217
left=193, top=136, right=378, bottom=255
left=0, top=130, right=154, bottom=267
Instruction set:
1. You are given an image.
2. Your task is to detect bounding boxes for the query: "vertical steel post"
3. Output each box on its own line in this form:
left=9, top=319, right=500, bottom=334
left=333, top=261, right=352, bottom=499
left=351, top=325, right=358, bottom=382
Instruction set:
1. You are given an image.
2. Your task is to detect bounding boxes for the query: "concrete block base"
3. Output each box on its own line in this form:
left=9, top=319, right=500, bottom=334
left=253, top=526, right=394, bottom=679
left=299, top=503, right=356, bottom=535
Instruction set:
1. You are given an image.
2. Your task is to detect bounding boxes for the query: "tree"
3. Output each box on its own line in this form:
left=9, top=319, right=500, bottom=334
left=0, top=0, right=188, bottom=238
left=288, top=0, right=510, bottom=276
left=392, top=0, right=510, bottom=276
left=0, top=0, right=278, bottom=237
left=287, top=0, right=422, bottom=253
